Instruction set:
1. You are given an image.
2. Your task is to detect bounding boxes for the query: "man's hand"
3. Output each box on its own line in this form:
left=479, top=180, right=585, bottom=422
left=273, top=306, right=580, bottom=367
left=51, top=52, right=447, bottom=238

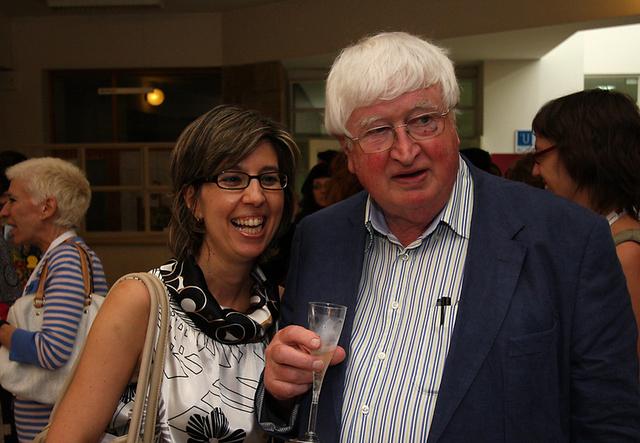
left=264, top=325, right=346, bottom=401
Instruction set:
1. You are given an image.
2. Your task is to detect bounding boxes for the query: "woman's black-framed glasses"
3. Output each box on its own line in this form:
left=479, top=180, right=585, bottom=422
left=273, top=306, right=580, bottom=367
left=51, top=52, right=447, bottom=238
left=201, top=171, right=288, bottom=190
left=532, top=145, right=557, bottom=164
left=346, top=109, right=451, bottom=154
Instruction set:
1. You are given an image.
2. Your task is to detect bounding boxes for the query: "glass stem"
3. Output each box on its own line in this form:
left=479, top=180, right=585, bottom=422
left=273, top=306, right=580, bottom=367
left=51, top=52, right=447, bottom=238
left=305, top=375, right=324, bottom=439
left=306, top=399, right=319, bottom=437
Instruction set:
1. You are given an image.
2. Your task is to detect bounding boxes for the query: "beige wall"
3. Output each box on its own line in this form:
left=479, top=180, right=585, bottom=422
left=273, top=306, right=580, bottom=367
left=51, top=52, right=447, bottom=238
left=0, top=13, right=224, bottom=148
left=0, top=13, right=224, bottom=283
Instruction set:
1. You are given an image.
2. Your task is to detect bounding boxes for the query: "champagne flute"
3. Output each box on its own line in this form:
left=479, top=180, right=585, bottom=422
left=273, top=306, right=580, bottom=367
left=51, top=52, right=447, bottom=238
left=290, top=302, right=347, bottom=443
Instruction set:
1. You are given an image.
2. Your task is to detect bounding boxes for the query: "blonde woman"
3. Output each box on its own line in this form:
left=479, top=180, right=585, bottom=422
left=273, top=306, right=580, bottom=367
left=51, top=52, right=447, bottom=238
left=0, top=157, right=108, bottom=442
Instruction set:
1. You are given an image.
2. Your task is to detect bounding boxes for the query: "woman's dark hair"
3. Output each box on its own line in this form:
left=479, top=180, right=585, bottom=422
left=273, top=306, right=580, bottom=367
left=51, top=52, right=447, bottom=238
left=532, top=89, right=640, bottom=217
left=168, top=104, right=300, bottom=261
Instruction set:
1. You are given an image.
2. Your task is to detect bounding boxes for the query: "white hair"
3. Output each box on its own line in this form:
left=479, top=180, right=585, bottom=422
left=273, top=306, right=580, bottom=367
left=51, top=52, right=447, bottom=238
left=6, top=157, right=91, bottom=229
left=325, top=31, right=460, bottom=137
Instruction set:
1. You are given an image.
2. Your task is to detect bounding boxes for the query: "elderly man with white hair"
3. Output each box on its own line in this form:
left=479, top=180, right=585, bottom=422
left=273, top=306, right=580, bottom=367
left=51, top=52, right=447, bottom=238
left=256, top=32, right=640, bottom=442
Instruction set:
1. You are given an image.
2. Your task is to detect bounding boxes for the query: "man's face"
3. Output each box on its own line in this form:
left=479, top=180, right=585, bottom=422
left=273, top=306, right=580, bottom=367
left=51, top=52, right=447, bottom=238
left=343, top=87, right=460, bottom=235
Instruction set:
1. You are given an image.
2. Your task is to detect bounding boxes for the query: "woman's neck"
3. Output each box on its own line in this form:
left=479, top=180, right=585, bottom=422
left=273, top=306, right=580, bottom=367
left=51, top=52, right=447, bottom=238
left=35, top=225, right=72, bottom=252
left=195, top=247, right=254, bottom=312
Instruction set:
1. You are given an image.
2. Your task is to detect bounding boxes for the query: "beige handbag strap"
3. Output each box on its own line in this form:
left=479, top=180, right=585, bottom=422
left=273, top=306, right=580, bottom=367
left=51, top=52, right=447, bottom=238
left=123, top=272, right=170, bottom=443
left=34, top=240, right=94, bottom=308
left=33, top=271, right=169, bottom=443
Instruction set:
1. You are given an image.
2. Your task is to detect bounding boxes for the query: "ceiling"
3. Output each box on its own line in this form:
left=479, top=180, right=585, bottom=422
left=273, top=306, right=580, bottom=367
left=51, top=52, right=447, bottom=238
left=283, top=23, right=584, bottom=69
left=1, top=0, right=638, bottom=69
left=0, top=0, right=284, bottom=16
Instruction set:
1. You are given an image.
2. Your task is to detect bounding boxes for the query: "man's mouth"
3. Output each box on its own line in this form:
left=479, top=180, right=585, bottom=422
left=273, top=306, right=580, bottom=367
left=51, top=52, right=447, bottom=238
left=393, top=169, right=427, bottom=180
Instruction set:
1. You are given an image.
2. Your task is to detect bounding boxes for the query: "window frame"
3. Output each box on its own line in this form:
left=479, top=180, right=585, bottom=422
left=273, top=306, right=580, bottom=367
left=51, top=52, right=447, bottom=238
left=456, top=65, right=483, bottom=148
left=30, top=142, right=172, bottom=245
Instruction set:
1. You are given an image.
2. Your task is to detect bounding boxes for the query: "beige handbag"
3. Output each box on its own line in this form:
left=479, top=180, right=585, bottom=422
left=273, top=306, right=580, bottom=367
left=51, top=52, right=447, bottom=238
left=0, top=242, right=103, bottom=404
left=33, top=271, right=170, bottom=443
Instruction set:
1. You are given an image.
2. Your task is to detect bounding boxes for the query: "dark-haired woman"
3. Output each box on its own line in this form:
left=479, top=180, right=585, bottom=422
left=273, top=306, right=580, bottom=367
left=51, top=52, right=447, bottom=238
left=532, top=88, right=640, bottom=358
left=47, top=105, right=299, bottom=442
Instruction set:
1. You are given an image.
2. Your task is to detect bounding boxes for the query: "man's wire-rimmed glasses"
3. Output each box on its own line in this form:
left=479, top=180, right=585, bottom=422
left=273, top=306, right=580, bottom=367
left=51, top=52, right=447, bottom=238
left=345, top=109, right=451, bottom=154
left=201, top=171, right=288, bottom=190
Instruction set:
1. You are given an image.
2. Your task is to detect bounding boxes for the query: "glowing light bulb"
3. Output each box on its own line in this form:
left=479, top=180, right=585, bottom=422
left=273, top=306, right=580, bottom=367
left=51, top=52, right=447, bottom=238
left=146, top=88, right=165, bottom=106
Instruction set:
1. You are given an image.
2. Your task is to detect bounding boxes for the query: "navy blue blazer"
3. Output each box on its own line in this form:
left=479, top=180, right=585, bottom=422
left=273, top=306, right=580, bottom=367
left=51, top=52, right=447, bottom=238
left=263, top=163, right=640, bottom=442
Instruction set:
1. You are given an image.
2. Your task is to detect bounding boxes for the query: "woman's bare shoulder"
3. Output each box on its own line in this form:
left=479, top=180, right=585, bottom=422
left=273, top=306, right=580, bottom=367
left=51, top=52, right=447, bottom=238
left=98, top=277, right=154, bottom=327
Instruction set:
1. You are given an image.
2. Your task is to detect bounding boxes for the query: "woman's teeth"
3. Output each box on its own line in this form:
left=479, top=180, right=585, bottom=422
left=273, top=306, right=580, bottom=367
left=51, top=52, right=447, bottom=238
left=232, top=216, right=264, bottom=234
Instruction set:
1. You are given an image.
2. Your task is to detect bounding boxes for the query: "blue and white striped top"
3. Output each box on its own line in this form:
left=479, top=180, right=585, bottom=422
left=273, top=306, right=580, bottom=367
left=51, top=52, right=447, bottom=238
left=340, top=158, right=474, bottom=442
left=9, top=233, right=108, bottom=442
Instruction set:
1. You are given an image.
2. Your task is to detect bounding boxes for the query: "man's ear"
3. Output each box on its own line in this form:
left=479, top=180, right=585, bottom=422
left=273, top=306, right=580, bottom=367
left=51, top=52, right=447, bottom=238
left=183, top=185, right=201, bottom=219
left=40, top=197, right=57, bottom=220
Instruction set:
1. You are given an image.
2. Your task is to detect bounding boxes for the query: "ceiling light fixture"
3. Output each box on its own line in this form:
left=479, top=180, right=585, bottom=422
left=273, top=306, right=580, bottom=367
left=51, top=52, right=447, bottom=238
left=145, top=88, right=165, bottom=106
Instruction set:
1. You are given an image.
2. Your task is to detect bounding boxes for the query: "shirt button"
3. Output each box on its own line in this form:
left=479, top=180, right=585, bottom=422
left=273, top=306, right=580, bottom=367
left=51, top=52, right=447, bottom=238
left=400, top=253, right=409, bottom=261
left=377, top=351, right=386, bottom=360
left=391, top=301, right=399, bottom=310
left=361, top=404, right=369, bottom=415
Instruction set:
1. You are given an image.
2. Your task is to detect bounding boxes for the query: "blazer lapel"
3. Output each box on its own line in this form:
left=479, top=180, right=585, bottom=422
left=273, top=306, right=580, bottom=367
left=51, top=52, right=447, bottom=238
left=326, top=195, right=368, bottom=430
left=427, top=172, right=527, bottom=443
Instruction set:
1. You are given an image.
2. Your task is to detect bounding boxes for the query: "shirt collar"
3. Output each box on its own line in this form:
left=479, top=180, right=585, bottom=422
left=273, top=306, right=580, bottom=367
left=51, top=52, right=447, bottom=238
left=365, top=156, right=474, bottom=245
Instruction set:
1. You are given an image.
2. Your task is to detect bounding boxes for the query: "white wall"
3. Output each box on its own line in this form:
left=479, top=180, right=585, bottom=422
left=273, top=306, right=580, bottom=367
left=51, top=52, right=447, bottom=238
left=538, top=33, right=585, bottom=106
left=482, top=32, right=585, bottom=153
left=583, top=23, right=640, bottom=73
left=482, top=60, right=541, bottom=152
left=481, top=23, right=640, bottom=153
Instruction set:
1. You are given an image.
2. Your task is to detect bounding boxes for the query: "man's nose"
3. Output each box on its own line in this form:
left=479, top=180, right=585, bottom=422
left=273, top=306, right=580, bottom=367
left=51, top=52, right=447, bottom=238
left=389, top=126, right=419, bottom=164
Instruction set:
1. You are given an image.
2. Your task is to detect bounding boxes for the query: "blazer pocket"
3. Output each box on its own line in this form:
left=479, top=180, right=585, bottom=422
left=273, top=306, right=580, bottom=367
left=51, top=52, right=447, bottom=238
left=505, top=322, right=561, bottom=442
left=508, top=322, right=557, bottom=357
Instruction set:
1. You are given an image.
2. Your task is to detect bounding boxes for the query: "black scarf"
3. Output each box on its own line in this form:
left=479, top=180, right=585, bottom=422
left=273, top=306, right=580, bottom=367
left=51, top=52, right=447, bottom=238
left=156, top=257, right=279, bottom=344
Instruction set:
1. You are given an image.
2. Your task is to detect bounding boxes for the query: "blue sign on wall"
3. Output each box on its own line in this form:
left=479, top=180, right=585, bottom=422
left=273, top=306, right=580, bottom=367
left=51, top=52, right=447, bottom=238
left=514, top=130, right=534, bottom=153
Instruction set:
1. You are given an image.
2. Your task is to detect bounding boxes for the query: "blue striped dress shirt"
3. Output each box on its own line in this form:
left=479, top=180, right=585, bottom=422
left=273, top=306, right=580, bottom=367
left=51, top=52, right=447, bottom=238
left=341, top=158, right=474, bottom=442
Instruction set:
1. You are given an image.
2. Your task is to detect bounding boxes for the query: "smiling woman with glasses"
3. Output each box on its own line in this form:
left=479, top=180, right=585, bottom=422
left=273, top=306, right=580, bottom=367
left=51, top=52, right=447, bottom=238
left=532, top=88, right=640, bottom=360
left=45, top=104, right=301, bottom=443
left=202, top=171, right=288, bottom=190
